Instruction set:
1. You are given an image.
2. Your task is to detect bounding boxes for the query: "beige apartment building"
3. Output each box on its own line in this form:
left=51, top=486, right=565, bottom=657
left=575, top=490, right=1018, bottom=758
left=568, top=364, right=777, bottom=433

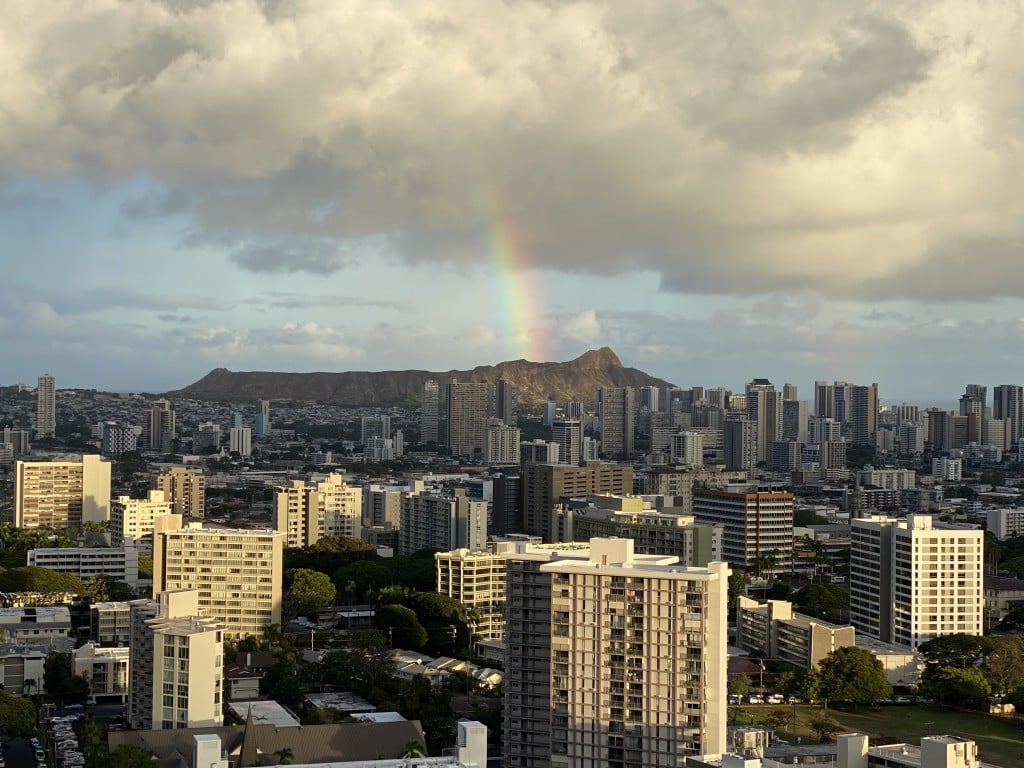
left=152, top=517, right=284, bottom=639
left=274, top=473, right=362, bottom=548
left=570, top=495, right=723, bottom=567
left=110, top=490, right=174, bottom=555
left=503, top=538, right=729, bottom=768
left=851, top=515, right=983, bottom=649
left=128, top=589, right=223, bottom=730
left=15, top=454, right=112, bottom=529
left=436, top=544, right=513, bottom=646
left=155, top=466, right=206, bottom=519
left=735, top=596, right=855, bottom=670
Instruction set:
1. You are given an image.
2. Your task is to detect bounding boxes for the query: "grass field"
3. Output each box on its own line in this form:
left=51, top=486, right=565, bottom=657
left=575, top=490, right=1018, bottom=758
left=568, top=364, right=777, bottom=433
left=730, top=704, right=1024, bottom=766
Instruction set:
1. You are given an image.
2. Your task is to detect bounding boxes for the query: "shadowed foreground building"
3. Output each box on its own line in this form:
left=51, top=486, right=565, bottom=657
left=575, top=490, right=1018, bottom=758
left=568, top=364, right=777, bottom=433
left=503, top=538, right=729, bottom=768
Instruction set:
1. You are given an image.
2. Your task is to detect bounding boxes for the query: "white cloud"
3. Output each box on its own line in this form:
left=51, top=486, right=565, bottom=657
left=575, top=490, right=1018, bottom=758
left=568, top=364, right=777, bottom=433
left=0, top=1, right=1021, bottom=297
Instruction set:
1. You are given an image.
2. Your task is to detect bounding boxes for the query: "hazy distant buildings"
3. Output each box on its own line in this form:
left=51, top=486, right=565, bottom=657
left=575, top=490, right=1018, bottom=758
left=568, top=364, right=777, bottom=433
left=15, top=454, right=112, bottom=529
left=193, top=422, right=221, bottom=453
left=360, top=415, right=391, bottom=445
left=101, top=423, right=138, bottom=457
left=671, top=430, right=703, bottom=467
left=850, top=383, right=879, bottom=445
left=36, top=374, right=56, bottom=439
left=494, top=378, right=517, bottom=426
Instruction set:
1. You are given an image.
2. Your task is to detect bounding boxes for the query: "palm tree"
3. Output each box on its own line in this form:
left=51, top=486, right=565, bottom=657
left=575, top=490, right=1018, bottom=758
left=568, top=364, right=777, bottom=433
left=752, top=549, right=779, bottom=579
left=274, top=747, right=294, bottom=765
left=402, top=741, right=426, bottom=758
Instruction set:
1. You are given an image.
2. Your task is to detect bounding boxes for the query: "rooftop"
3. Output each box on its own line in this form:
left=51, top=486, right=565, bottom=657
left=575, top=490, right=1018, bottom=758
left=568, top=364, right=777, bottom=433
left=229, top=701, right=300, bottom=728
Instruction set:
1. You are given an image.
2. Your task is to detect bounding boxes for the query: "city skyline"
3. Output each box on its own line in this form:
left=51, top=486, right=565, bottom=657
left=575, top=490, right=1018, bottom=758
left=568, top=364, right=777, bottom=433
left=3, top=2, right=1024, bottom=396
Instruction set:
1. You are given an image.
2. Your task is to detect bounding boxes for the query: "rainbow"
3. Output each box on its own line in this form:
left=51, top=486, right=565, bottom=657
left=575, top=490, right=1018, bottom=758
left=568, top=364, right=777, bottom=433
left=485, top=214, right=549, bottom=362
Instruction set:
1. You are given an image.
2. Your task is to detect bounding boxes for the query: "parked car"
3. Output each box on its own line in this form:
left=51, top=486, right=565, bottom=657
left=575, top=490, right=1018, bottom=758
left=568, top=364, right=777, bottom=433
left=767, top=694, right=784, bottom=704
left=746, top=694, right=764, bottom=704
left=727, top=694, right=741, bottom=705
left=787, top=695, right=801, bottom=704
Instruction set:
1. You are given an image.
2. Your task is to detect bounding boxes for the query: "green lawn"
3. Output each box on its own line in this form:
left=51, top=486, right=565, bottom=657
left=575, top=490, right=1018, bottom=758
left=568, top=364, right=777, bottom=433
left=730, top=705, right=1024, bottom=767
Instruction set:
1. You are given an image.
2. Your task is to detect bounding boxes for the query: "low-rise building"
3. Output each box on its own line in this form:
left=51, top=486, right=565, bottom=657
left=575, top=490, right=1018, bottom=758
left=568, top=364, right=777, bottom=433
left=854, top=636, right=925, bottom=689
left=73, top=642, right=129, bottom=702
left=27, top=546, right=140, bottom=588
left=987, top=507, right=1024, bottom=540
left=735, top=597, right=855, bottom=669
left=0, top=606, right=73, bottom=650
left=90, top=601, right=132, bottom=646
left=984, top=576, right=1024, bottom=625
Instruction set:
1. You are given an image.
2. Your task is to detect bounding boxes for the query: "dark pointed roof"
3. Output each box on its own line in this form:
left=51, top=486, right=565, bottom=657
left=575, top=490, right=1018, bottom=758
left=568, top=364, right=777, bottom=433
left=239, top=707, right=260, bottom=767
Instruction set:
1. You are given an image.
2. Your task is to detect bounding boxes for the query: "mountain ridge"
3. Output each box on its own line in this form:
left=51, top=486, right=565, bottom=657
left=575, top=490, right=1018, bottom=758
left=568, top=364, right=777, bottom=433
left=173, top=347, right=675, bottom=406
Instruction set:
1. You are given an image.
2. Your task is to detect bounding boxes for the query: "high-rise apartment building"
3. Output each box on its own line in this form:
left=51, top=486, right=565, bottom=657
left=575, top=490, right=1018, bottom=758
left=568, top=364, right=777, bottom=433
left=256, top=399, right=271, bottom=436
left=398, top=487, right=487, bottom=555
left=813, top=381, right=835, bottom=419
left=597, top=387, right=636, bottom=457
left=723, top=417, right=757, bottom=477
left=128, top=589, right=223, bottom=730
left=483, top=418, right=521, bottom=465
left=36, top=374, right=56, bottom=439
left=850, top=383, right=879, bottom=445
left=274, top=473, right=362, bottom=548
left=146, top=399, right=176, bottom=452
left=520, top=439, right=560, bottom=465
left=850, top=515, right=983, bottom=649
left=362, top=482, right=404, bottom=530
left=436, top=544, right=512, bottom=646
left=495, top=378, right=518, bottom=426
left=448, top=380, right=493, bottom=457
left=670, top=431, right=703, bottom=467
left=155, top=466, right=206, bottom=519
left=193, top=423, right=221, bottom=453
left=782, top=383, right=798, bottom=401
left=229, top=426, right=252, bottom=457
left=360, top=415, right=391, bottom=445
left=551, top=419, right=582, bottom=466
left=745, top=379, right=781, bottom=463
left=993, top=384, right=1023, bottom=445
left=638, top=385, right=661, bottom=413
left=421, top=380, right=440, bottom=444
left=503, top=539, right=729, bottom=767
left=808, top=416, right=841, bottom=445
left=521, top=462, right=633, bottom=541
left=15, top=454, right=112, bottom=529
left=692, top=485, right=794, bottom=574
left=571, top=498, right=722, bottom=567
left=152, top=518, right=284, bottom=639
left=2, top=427, right=30, bottom=457
left=782, top=399, right=808, bottom=443
left=110, top=490, right=174, bottom=556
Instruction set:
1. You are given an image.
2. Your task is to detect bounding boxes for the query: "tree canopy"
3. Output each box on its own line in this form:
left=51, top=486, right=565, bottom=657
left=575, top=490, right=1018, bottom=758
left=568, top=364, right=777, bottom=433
left=793, top=583, right=849, bottom=621
left=0, top=566, right=85, bottom=594
left=283, top=568, right=337, bottom=625
left=983, top=635, right=1024, bottom=695
left=0, top=688, right=37, bottom=737
left=918, top=634, right=995, bottom=676
left=923, top=666, right=991, bottom=710
left=819, top=647, right=891, bottom=706
left=374, top=604, right=428, bottom=649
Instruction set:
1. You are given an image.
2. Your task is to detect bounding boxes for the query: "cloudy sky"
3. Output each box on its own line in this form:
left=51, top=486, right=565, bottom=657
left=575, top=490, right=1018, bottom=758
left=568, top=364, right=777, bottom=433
left=2, top=0, right=1023, bottom=400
